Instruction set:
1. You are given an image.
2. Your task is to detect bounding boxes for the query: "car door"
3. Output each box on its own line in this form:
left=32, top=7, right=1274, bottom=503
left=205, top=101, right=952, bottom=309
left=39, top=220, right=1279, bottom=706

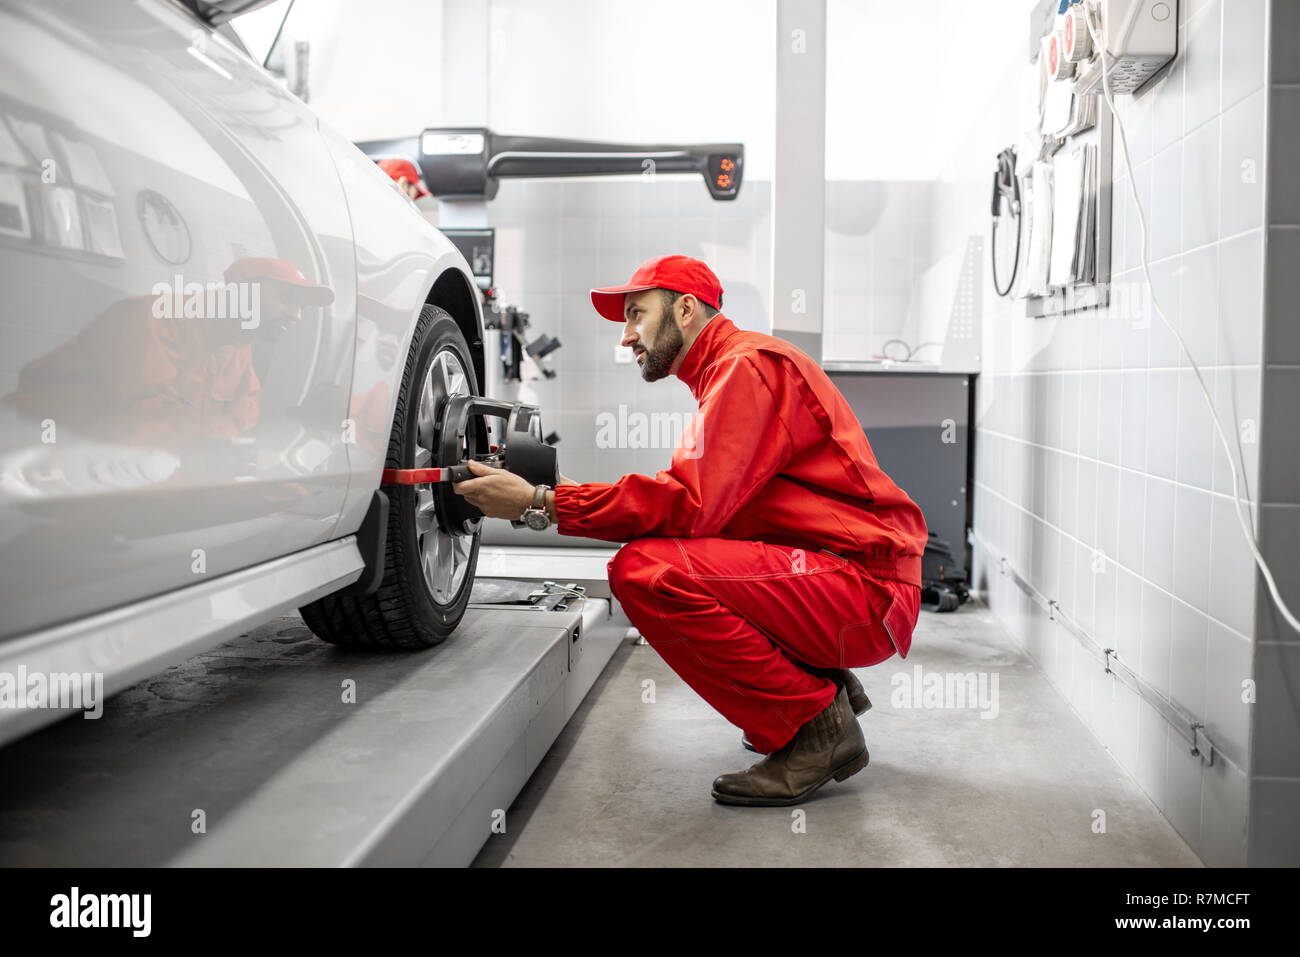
left=0, top=0, right=357, bottom=640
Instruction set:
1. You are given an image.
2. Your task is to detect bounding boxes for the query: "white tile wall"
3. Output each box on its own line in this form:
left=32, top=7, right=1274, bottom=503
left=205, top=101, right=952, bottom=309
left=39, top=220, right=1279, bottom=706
left=1178, top=246, right=1218, bottom=369
left=962, top=0, right=1269, bottom=865
left=823, top=181, right=933, bottom=360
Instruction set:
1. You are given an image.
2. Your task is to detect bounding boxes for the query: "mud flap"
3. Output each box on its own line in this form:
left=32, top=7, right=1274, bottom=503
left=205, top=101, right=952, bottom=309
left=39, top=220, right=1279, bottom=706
left=337, top=489, right=389, bottom=597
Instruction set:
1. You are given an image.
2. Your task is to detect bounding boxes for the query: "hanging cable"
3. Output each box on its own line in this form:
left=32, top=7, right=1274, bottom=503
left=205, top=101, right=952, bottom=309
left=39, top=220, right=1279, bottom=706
left=991, top=146, right=1021, bottom=296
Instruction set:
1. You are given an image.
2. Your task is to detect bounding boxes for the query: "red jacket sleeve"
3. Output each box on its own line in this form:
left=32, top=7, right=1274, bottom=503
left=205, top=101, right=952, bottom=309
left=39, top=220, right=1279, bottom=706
left=553, top=354, right=794, bottom=541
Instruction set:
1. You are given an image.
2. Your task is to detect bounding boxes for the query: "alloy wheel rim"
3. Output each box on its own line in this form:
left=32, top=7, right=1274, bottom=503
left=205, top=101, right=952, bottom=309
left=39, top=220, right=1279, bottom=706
left=413, top=349, right=473, bottom=604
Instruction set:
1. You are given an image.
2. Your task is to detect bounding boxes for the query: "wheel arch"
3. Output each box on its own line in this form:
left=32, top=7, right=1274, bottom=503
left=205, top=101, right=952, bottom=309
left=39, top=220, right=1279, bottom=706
left=426, top=268, right=486, bottom=394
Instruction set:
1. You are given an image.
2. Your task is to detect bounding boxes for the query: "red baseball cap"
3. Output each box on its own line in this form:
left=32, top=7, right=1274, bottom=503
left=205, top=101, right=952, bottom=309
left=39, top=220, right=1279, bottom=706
left=376, top=157, right=430, bottom=199
left=223, top=257, right=335, bottom=306
left=590, top=255, right=724, bottom=322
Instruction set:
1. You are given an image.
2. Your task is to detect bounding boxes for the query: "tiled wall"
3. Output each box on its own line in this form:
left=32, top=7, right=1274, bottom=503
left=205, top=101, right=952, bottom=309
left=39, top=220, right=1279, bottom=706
left=823, top=181, right=933, bottom=361
left=968, top=0, right=1274, bottom=866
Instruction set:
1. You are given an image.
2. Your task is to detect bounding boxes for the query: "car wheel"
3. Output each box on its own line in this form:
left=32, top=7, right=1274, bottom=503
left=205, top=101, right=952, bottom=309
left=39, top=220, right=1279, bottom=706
left=300, top=304, right=481, bottom=649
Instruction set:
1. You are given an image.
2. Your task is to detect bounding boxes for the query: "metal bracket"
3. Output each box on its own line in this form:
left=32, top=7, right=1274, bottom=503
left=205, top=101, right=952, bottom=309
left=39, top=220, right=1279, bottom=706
left=1102, top=647, right=1115, bottom=675
left=537, top=581, right=586, bottom=612
left=1047, top=599, right=1058, bottom=622
left=1190, top=723, right=1215, bottom=766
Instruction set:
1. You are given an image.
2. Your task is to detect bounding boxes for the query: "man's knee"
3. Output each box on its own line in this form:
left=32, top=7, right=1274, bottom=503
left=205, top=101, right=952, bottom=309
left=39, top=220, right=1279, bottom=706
left=607, top=537, right=682, bottom=603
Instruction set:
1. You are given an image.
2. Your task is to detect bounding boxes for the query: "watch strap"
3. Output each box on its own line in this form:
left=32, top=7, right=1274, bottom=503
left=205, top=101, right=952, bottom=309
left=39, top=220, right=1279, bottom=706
left=515, top=484, right=551, bottom=528
left=531, top=484, right=551, bottom=510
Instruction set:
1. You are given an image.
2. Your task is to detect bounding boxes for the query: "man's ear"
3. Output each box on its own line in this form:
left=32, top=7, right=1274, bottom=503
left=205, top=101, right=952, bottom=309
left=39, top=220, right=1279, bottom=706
left=681, top=294, right=699, bottom=327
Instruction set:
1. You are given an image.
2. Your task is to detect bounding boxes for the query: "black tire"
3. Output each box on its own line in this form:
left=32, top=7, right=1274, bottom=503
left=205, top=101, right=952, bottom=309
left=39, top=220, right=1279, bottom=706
left=300, top=305, right=480, bottom=649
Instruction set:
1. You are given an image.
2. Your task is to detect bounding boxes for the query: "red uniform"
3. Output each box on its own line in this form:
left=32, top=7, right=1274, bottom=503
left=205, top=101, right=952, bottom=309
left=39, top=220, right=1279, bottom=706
left=554, top=314, right=928, bottom=753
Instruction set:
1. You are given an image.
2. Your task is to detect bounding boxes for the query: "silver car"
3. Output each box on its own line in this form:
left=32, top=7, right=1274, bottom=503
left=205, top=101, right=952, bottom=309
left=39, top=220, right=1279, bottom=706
left=0, top=0, right=485, bottom=746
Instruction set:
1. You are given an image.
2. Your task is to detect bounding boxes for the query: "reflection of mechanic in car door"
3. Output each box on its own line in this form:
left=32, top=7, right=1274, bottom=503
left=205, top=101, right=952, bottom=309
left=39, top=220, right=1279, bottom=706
left=453, top=255, right=929, bottom=807
left=348, top=319, right=402, bottom=456
left=4, top=257, right=332, bottom=444
left=376, top=157, right=430, bottom=204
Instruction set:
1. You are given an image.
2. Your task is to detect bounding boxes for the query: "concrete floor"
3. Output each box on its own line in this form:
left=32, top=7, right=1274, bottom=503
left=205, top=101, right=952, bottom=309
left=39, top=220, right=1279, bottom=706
left=472, top=597, right=1204, bottom=867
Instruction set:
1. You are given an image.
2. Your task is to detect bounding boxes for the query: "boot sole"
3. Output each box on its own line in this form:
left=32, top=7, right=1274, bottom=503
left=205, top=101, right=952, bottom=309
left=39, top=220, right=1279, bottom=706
left=711, top=746, right=870, bottom=807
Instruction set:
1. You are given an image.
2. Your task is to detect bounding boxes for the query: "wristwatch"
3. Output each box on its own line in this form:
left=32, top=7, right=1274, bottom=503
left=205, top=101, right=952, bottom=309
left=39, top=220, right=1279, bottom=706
left=519, top=484, right=551, bottom=531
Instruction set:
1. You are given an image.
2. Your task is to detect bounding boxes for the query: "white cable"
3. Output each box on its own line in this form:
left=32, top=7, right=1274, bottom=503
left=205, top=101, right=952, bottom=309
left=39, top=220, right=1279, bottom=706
left=541, top=580, right=587, bottom=600
left=1082, top=3, right=1300, bottom=635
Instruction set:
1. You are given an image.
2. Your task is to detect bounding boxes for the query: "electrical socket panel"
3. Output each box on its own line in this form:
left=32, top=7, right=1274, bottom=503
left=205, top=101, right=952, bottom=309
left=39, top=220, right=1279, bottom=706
left=1080, top=0, right=1178, bottom=95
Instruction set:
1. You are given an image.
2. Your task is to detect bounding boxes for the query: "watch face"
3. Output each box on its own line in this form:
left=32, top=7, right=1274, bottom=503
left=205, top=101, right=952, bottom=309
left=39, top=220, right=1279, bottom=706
left=524, top=510, right=549, bottom=530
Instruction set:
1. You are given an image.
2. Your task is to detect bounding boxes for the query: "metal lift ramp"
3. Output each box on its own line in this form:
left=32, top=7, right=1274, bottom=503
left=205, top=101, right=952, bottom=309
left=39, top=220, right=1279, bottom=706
left=0, top=598, right=626, bottom=867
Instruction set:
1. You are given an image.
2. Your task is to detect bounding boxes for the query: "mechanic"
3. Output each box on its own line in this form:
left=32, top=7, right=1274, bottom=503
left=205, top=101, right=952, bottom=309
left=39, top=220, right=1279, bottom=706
left=376, top=156, right=430, bottom=203
left=453, top=254, right=928, bottom=807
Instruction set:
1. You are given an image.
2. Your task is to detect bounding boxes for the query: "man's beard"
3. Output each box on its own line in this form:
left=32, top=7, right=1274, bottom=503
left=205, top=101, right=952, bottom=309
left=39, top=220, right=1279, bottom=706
left=638, top=305, right=683, bottom=382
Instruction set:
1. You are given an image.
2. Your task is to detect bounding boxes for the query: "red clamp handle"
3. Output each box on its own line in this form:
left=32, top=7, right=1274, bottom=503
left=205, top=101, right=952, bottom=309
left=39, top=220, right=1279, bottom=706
left=381, top=467, right=446, bottom=485
left=382, top=463, right=479, bottom=485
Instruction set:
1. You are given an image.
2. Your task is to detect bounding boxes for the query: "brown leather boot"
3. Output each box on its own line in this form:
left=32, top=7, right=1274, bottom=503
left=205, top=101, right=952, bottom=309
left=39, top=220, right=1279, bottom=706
left=741, top=669, right=870, bottom=753
left=713, top=685, right=870, bottom=807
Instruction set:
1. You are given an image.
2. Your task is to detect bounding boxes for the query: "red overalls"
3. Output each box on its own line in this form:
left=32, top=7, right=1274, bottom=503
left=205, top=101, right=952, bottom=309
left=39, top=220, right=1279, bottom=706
left=553, top=315, right=928, bottom=753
